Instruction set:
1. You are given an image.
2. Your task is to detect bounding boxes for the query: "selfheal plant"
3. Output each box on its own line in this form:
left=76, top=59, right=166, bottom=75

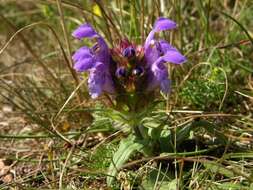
left=72, top=18, right=186, bottom=103
left=72, top=17, right=186, bottom=186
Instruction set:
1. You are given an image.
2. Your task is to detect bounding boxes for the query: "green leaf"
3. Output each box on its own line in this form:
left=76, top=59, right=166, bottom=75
left=141, top=169, right=177, bottom=190
left=203, top=162, right=235, bottom=178
left=184, top=120, right=228, bottom=145
left=107, top=135, right=145, bottom=186
left=142, top=179, right=177, bottom=190
left=209, top=182, right=253, bottom=190
left=175, top=123, right=192, bottom=146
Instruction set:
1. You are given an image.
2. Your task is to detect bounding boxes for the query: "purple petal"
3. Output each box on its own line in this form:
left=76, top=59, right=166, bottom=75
left=159, top=40, right=186, bottom=64
left=144, top=31, right=156, bottom=50
left=74, top=57, right=95, bottom=72
left=145, top=45, right=160, bottom=66
left=146, top=45, right=185, bottom=93
left=151, top=58, right=168, bottom=81
left=72, top=23, right=113, bottom=98
left=72, top=23, right=110, bottom=68
left=72, top=24, right=98, bottom=39
left=72, top=47, right=92, bottom=62
left=145, top=40, right=186, bottom=66
left=153, top=17, right=177, bottom=32
left=145, top=40, right=175, bottom=66
left=92, top=38, right=110, bottom=63
left=94, top=63, right=115, bottom=93
left=158, top=40, right=177, bottom=53
left=88, top=62, right=114, bottom=98
left=88, top=80, right=102, bottom=99
left=145, top=17, right=177, bottom=49
left=160, top=78, right=170, bottom=94
left=146, top=57, right=170, bottom=93
left=88, top=66, right=104, bottom=99
left=162, top=49, right=186, bottom=64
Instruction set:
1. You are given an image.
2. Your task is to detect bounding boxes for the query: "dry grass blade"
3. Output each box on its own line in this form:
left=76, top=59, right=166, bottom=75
left=56, top=0, right=82, bottom=99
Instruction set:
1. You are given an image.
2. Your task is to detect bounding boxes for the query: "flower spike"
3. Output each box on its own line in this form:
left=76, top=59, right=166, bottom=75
left=72, top=17, right=186, bottom=98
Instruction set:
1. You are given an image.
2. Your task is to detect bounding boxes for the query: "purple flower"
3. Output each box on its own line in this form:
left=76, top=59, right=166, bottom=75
left=72, top=17, right=186, bottom=98
left=72, top=24, right=114, bottom=98
left=144, top=18, right=186, bottom=93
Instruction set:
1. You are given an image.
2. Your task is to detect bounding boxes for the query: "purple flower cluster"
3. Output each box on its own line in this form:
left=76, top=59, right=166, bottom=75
left=72, top=18, right=186, bottom=99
